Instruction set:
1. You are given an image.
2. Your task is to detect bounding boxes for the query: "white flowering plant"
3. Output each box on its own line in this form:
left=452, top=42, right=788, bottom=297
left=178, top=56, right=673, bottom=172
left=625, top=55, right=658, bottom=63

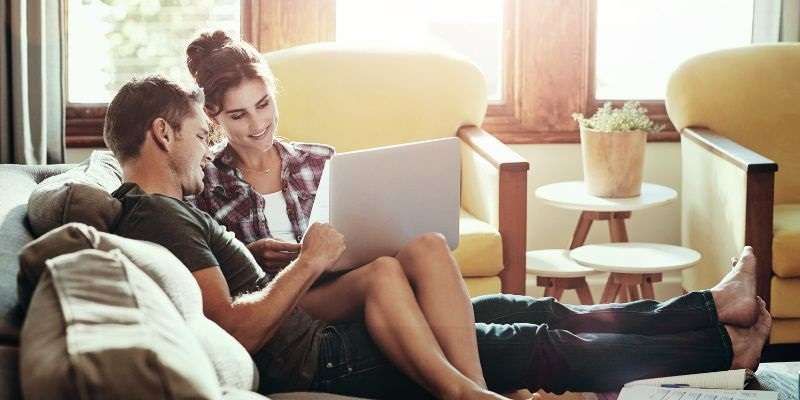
left=572, top=101, right=664, bottom=133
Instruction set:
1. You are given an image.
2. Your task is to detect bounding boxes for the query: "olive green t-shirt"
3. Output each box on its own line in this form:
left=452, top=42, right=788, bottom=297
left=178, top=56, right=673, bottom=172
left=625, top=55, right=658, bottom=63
left=112, top=182, right=326, bottom=390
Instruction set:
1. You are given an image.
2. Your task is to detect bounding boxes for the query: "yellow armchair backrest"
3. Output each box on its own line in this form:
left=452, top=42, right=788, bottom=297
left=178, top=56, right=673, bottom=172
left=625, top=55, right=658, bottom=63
left=666, top=43, right=800, bottom=204
left=264, top=43, right=488, bottom=153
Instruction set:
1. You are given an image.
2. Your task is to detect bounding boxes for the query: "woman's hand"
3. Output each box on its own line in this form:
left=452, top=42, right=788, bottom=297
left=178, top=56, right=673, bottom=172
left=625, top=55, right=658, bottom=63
left=247, top=238, right=301, bottom=271
left=298, top=222, right=346, bottom=273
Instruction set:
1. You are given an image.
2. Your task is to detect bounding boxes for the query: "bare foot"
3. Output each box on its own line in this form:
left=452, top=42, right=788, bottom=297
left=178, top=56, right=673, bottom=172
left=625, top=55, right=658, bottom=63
left=725, top=298, right=771, bottom=371
left=712, top=246, right=759, bottom=327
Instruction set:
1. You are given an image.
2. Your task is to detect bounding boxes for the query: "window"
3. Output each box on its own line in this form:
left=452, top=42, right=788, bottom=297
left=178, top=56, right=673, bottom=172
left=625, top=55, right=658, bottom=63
left=595, top=0, right=755, bottom=100
left=67, top=0, right=240, bottom=104
left=335, top=0, right=505, bottom=102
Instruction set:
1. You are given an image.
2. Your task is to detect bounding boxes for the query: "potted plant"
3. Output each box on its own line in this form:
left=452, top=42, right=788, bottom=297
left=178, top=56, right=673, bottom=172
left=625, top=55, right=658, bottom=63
left=572, top=101, right=663, bottom=198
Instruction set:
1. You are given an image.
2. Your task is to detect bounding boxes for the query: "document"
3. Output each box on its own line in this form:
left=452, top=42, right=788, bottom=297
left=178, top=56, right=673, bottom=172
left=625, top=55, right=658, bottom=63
left=618, top=370, right=777, bottom=400
left=619, top=386, right=777, bottom=400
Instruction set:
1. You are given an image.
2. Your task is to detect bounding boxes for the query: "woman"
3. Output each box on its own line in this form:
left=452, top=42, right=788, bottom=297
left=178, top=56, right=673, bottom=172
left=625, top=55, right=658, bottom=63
left=185, top=31, right=769, bottom=399
left=187, top=30, right=504, bottom=399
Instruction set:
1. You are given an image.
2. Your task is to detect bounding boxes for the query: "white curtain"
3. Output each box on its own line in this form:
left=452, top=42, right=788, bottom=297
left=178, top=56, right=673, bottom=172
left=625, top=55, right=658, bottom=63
left=0, top=0, right=65, bottom=164
left=753, top=0, right=800, bottom=42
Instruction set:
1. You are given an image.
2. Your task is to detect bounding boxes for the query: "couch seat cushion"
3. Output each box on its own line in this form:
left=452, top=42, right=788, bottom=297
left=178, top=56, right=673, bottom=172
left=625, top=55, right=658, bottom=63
left=773, top=204, right=800, bottom=278
left=770, top=276, right=800, bottom=318
left=452, top=209, right=503, bottom=278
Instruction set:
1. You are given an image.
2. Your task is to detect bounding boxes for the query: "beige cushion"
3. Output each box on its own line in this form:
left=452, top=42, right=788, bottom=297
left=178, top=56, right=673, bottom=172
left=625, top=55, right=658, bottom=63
left=769, top=318, right=800, bottom=344
left=18, top=223, right=258, bottom=391
left=773, top=204, right=800, bottom=278
left=27, top=150, right=122, bottom=236
left=452, top=209, right=503, bottom=278
left=20, top=249, right=222, bottom=399
left=464, top=276, right=502, bottom=297
left=770, top=276, right=800, bottom=319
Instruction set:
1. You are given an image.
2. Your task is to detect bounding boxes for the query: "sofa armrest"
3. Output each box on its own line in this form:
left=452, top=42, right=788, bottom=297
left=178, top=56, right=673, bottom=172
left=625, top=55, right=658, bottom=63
left=457, top=126, right=529, bottom=295
left=681, top=128, right=777, bottom=307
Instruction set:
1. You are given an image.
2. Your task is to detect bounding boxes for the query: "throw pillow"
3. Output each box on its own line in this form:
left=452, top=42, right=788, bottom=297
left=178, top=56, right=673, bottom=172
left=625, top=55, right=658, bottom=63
left=19, top=249, right=221, bottom=399
left=27, top=150, right=123, bottom=236
left=17, top=223, right=259, bottom=391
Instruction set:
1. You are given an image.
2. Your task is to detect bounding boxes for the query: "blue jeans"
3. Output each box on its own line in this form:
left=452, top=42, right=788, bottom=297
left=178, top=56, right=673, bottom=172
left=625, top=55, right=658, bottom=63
left=305, top=291, right=733, bottom=399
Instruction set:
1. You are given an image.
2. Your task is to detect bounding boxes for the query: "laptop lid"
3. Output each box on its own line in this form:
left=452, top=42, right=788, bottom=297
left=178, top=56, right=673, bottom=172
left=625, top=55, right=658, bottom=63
left=308, top=137, right=460, bottom=270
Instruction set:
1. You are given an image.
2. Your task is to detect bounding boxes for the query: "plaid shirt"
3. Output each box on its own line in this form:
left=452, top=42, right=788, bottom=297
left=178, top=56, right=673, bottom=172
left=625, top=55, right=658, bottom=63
left=191, top=140, right=334, bottom=252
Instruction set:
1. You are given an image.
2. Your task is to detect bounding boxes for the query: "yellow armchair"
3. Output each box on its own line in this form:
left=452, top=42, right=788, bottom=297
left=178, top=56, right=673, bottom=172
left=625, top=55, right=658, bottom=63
left=264, top=43, right=530, bottom=296
left=666, top=44, right=800, bottom=344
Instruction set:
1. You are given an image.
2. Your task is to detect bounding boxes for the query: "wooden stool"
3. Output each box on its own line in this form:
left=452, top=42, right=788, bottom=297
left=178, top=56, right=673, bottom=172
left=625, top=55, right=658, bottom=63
left=527, top=249, right=597, bottom=305
left=570, top=243, right=701, bottom=303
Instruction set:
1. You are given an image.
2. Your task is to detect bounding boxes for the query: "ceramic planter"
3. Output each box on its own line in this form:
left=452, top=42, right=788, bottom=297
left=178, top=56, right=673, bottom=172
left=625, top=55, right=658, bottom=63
left=579, top=126, right=647, bottom=198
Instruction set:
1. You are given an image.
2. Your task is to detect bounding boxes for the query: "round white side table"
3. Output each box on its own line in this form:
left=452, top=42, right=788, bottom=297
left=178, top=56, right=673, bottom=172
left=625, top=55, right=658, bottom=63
left=526, top=250, right=597, bottom=305
left=570, top=243, right=701, bottom=303
left=530, top=181, right=678, bottom=304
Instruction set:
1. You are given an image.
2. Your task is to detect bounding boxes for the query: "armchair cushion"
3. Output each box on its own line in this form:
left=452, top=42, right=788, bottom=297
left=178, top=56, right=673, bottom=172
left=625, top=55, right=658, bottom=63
left=770, top=276, right=800, bottom=318
left=773, top=204, right=800, bottom=278
left=265, top=43, right=487, bottom=152
left=453, top=209, right=503, bottom=278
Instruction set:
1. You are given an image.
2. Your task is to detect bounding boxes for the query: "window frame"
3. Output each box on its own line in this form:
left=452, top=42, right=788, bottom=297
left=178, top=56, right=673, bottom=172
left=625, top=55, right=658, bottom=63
left=64, top=0, right=256, bottom=147
left=65, top=0, right=690, bottom=147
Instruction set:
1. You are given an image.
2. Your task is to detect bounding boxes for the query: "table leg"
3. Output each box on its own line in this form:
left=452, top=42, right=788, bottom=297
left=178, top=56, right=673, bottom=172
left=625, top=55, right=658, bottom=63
left=608, top=212, right=630, bottom=243
left=600, top=278, right=621, bottom=303
left=569, top=212, right=594, bottom=249
left=627, top=285, right=641, bottom=301
left=640, top=274, right=661, bottom=299
left=575, top=279, right=594, bottom=305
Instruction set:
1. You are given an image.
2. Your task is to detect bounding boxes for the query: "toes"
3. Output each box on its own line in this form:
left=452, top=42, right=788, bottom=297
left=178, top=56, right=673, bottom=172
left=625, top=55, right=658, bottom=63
left=739, top=247, right=756, bottom=263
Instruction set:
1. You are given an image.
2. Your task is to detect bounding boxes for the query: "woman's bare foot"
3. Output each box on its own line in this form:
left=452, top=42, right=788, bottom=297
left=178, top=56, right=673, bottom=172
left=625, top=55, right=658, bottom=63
left=712, top=246, right=759, bottom=327
left=458, top=387, right=512, bottom=400
left=725, top=298, right=771, bottom=370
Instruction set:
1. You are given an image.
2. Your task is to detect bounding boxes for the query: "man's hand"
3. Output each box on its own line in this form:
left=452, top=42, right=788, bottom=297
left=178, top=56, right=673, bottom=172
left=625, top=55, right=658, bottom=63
left=298, top=222, right=346, bottom=273
left=247, top=238, right=300, bottom=271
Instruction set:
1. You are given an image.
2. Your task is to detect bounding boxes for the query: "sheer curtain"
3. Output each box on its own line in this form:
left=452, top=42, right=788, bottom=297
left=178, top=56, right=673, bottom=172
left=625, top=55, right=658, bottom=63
left=0, top=0, right=65, bottom=164
left=753, top=0, right=800, bottom=42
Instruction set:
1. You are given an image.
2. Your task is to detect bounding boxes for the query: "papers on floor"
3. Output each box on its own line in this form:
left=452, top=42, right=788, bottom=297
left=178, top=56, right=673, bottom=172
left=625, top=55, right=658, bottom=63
left=625, top=369, right=751, bottom=390
left=619, top=385, right=777, bottom=400
left=618, top=370, right=777, bottom=400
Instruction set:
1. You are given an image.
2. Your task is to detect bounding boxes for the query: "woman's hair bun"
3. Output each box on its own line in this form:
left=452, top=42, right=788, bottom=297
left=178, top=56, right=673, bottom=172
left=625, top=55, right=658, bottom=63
left=187, top=30, right=233, bottom=77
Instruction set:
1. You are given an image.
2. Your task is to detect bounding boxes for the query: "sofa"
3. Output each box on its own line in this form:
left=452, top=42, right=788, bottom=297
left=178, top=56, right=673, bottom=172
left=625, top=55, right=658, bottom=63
left=0, top=159, right=367, bottom=399
left=665, top=43, right=800, bottom=345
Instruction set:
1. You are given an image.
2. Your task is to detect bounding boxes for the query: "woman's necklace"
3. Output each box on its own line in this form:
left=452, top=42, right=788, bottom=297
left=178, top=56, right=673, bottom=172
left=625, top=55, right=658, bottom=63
left=238, top=165, right=272, bottom=175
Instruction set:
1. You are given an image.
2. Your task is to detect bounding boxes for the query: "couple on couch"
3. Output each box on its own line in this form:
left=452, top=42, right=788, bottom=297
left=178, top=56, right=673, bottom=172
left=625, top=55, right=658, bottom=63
left=102, top=30, right=771, bottom=400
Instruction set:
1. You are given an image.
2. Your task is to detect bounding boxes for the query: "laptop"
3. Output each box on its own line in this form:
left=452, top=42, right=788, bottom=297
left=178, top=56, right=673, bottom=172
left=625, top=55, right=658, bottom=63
left=307, top=137, right=461, bottom=271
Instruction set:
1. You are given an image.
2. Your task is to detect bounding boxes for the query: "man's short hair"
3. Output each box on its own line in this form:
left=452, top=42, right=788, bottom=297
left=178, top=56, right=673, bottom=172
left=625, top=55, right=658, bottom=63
left=103, top=75, right=204, bottom=163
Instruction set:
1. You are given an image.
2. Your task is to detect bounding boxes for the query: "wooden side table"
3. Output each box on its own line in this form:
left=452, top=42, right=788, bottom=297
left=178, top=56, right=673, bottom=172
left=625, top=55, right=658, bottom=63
left=531, top=181, right=678, bottom=304
left=526, top=250, right=597, bottom=305
left=570, top=243, right=701, bottom=303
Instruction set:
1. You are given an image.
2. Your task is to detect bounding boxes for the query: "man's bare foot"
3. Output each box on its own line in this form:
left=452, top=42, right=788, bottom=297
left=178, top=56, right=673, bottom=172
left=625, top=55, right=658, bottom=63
left=725, top=298, right=771, bottom=371
left=712, top=246, right=759, bottom=327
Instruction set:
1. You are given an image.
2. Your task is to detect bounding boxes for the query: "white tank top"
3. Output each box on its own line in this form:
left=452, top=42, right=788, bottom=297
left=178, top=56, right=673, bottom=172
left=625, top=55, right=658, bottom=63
left=262, top=191, right=297, bottom=243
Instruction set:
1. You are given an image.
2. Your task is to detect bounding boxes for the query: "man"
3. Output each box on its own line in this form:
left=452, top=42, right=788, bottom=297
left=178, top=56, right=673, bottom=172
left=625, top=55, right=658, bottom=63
left=105, top=76, right=771, bottom=399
